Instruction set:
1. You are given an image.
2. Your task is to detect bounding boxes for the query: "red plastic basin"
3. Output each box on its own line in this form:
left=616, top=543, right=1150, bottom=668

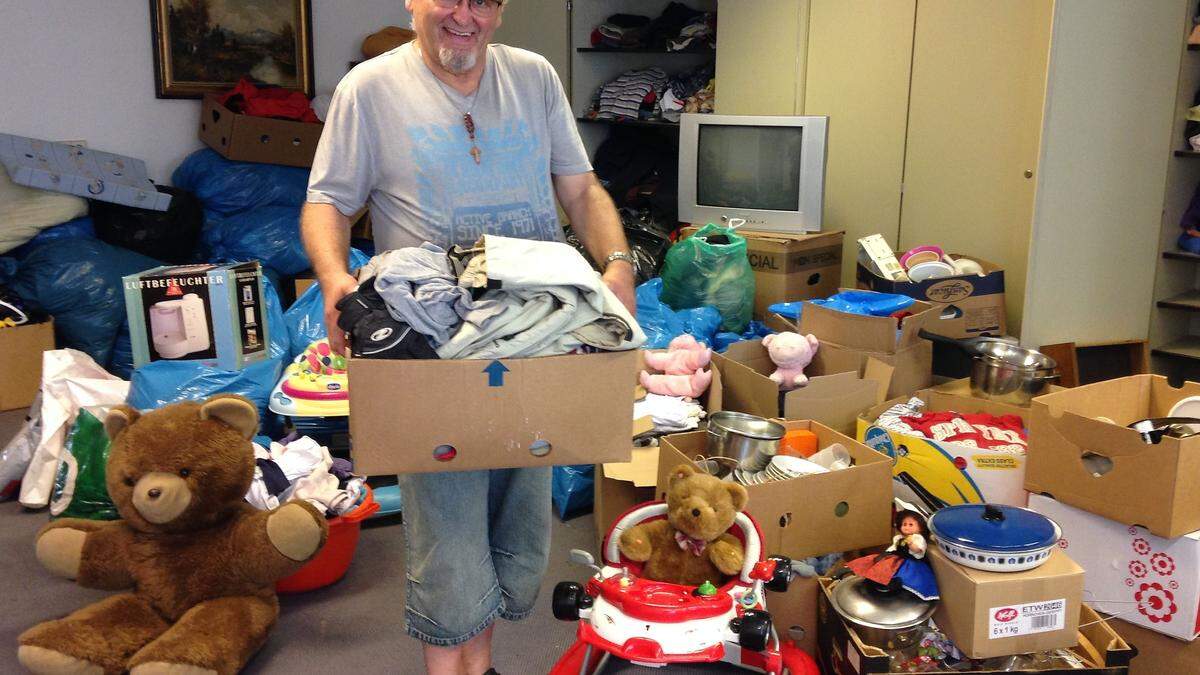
left=276, top=485, right=381, bottom=593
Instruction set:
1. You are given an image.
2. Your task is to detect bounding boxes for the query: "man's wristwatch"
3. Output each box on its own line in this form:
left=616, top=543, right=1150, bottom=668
left=602, top=251, right=636, bottom=272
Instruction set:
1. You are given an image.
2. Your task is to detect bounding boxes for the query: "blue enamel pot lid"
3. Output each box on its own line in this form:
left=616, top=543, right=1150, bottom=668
left=929, top=504, right=1059, bottom=553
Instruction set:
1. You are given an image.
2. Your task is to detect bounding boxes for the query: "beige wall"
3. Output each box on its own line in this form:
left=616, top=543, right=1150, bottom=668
left=714, top=0, right=806, bottom=115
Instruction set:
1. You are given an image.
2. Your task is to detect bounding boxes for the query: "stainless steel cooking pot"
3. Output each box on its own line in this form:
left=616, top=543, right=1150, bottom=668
left=828, top=576, right=937, bottom=649
left=920, top=329, right=1059, bottom=405
left=706, top=411, right=785, bottom=472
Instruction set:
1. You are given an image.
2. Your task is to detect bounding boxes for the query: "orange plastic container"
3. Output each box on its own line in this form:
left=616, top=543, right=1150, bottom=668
left=276, top=485, right=381, bottom=593
left=779, top=430, right=818, bottom=457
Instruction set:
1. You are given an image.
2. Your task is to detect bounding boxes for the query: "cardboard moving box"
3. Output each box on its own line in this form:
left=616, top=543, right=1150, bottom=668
left=681, top=226, right=844, bottom=319
left=858, top=379, right=1033, bottom=508
left=0, top=320, right=54, bottom=411
left=349, top=349, right=637, bottom=474
left=1110, top=617, right=1200, bottom=673
left=1027, top=375, right=1200, bottom=538
left=199, top=95, right=323, bottom=168
left=657, top=420, right=894, bottom=560
left=857, top=255, right=1007, bottom=338
left=928, top=547, right=1085, bottom=659
left=819, top=576, right=1132, bottom=674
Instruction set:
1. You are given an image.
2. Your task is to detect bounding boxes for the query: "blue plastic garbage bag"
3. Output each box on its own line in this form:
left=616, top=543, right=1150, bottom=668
left=11, top=217, right=95, bottom=257
left=127, top=357, right=283, bottom=427
left=5, top=238, right=161, bottom=368
left=171, top=149, right=309, bottom=216
left=636, top=278, right=722, bottom=349
left=713, top=320, right=775, bottom=353
left=109, top=325, right=134, bottom=380
left=202, top=206, right=308, bottom=276
left=284, top=248, right=371, bottom=358
left=811, top=290, right=914, bottom=317
left=553, top=464, right=594, bottom=520
left=260, top=273, right=290, bottom=361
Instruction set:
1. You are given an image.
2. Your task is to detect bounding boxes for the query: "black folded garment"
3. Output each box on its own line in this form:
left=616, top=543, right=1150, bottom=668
left=335, top=277, right=439, bottom=359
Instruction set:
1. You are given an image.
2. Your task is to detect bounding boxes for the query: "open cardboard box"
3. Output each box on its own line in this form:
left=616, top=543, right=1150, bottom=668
left=818, top=576, right=1132, bottom=674
left=0, top=320, right=54, bottom=411
left=1027, top=375, right=1200, bottom=538
left=199, top=94, right=324, bottom=167
left=857, top=379, right=1035, bottom=508
left=657, top=420, right=894, bottom=560
left=348, top=349, right=638, bottom=474
left=714, top=339, right=893, bottom=435
left=856, top=255, right=1007, bottom=339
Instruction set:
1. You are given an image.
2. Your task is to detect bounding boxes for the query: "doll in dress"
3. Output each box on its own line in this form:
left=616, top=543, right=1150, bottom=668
left=845, top=509, right=939, bottom=601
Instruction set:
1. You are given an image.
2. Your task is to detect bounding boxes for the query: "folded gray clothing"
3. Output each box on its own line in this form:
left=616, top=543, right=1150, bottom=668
left=359, top=244, right=505, bottom=346
left=437, top=234, right=646, bottom=359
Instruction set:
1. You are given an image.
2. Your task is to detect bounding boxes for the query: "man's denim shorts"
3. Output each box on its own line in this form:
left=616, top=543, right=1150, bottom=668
left=396, top=466, right=552, bottom=646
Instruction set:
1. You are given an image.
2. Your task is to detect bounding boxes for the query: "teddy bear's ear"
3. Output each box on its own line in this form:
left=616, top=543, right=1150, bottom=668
left=668, top=463, right=696, bottom=488
left=199, top=395, right=259, bottom=440
left=761, top=334, right=774, bottom=348
left=725, top=482, right=749, bottom=512
left=806, top=333, right=820, bottom=350
left=104, top=405, right=141, bottom=441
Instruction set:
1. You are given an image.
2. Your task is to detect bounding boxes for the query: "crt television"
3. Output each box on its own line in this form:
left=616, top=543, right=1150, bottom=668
left=677, top=113, right=828, bottom=234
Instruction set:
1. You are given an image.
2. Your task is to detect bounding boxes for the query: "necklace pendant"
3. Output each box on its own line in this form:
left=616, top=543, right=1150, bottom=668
left=469, top=144, right=482, bottom=165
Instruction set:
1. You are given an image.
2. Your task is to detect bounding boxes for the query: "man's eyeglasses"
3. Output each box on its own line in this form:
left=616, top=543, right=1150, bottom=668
left=432, top=0, right=504, bottom=19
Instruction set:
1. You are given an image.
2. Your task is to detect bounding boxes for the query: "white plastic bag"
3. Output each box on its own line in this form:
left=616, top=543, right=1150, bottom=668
left=0, top=393, right=40, bottom=500
left=19, top=349, right=129, bottom=508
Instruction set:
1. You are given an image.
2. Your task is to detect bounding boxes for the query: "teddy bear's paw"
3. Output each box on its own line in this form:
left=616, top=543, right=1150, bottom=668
left=618, top=532, right=652, bottom=561
left=17, top=645, right=104, bottom=675
left=129, top=662, right=217, bottom=675
left=267, top=502, right=325, bottom=561
left=35, top=528, right=87, bottom=579
left=709, top=542, right=744, bottom=575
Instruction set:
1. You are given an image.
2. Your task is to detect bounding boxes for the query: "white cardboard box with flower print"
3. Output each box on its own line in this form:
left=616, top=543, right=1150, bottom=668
left=1030, top=494, right=1200, bottom=641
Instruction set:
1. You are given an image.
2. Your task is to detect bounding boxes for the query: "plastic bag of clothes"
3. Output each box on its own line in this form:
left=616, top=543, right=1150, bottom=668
left=90, top=186, right=204, bottom=263
left=0, top=397, right=40, bottom=501
left=552, top=464, right=594, bottom=520
left=11, top=216, right=95, bottom=253
left=171, top=148, right=309, bottom=216
left=660, top=223, right=755, bottom=333
left=636, top=278, right=722, bottom=349
left=126, top=357, right=283, bottom=429
left=284, top=248, right=371, bottom=358
left=49, top=410, right=118, bottom=520
left=2, top=238, right=161, bottom=368
left=202, top=205, right=308, bottom=275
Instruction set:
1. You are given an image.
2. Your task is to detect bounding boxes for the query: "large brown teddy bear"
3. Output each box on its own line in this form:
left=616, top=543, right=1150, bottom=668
left=18, top=395, right=329, bottom=675
left=618, top=463, right=748, bottom=587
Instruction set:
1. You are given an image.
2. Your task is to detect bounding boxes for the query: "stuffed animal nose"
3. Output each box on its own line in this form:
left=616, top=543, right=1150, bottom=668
left=691, top=508, right=701, bottom=517
left=148, top=488, right=162, bottom=500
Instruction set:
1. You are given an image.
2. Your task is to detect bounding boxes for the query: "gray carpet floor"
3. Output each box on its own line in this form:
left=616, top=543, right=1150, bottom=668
left=0, top=408, right=595, bottom=674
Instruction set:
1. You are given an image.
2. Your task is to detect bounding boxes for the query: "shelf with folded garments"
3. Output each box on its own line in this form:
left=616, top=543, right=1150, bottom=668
left=1174, top=149, right=1200, bottom=156
left=1164, top=249, right=1200, bottom=261
left=576, top=46, right=714, bottom=54
left=575, top=115, right=680, bottom=129
left=1157, top=289, right=1200, bottom=310
left=1152, top=334, right=1200, bottom=361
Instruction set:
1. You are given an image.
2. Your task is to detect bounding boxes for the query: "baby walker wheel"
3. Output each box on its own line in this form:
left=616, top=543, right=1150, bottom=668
left=731, top=609, right=772, bottom=652
left=552, top=581, right=586, bottom=621
left=764, top=555, right=793, bottom=593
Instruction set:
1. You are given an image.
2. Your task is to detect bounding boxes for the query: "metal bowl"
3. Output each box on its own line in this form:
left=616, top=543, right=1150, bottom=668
left=706, top=412, right=785, bottom=472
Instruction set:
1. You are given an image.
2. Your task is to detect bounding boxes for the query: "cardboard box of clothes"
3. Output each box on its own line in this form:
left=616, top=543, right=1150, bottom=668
left=929, top=546, right=1085, bottom=658
left=0, top=319, right=54, bottom=411
left=1030, top=493, right=1200, bottom=641
left=122, top=262, right=270, bottom=371
left=713, top=339, right=893, bottom=435
left=681, top=226, right=844, bottom=319
left=199, top=94, right=323, bottom=168
left=657, top=420, right=894, bottom=560
left=857, top=379, right=1033, bottom=509
left=856, top=256, right=1006, bottom=339
left=818, top=577, right=1132, bottom=674
left=1110, top=617, right=1200, bottom=673
left=1026, top=375, right=1200, bottom=539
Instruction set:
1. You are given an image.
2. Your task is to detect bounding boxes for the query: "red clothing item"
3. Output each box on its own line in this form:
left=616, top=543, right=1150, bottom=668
left=218, top=77, right=319, bottom=124
left=898, top=411, right=1027, bottom=452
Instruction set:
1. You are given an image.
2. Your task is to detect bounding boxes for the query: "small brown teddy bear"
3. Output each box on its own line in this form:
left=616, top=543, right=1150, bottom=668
left=18, top=395, right=329, bottom=675
left=618, top=463, right=748, bottom=587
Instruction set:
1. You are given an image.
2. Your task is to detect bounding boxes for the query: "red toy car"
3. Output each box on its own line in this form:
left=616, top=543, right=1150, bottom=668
left=549, top=501, right=820, bottom=674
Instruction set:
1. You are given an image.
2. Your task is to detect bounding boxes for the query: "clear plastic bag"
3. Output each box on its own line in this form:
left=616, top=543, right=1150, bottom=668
left=659, top=223, right=755, bottom=333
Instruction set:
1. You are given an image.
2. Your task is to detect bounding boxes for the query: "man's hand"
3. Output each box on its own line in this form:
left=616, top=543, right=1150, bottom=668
left=321, top=273, right=362, bottom=356
left=602, top=261, right=637, bottom=317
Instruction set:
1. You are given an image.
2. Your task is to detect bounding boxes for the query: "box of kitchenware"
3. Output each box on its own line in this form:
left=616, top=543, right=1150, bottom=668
left=1026, top=374, right=1200, bottom=539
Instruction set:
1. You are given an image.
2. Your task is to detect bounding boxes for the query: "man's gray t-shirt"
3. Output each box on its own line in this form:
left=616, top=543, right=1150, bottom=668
left=306, top=42, right=591, bottom=252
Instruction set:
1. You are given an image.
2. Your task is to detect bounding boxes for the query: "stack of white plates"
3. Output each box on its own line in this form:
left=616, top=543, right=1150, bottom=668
left=731, top=455, right=828, bottom=486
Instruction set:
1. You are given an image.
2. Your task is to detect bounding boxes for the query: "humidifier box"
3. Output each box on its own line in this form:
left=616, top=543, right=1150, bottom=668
left=124, top=262, right=269, bottom=371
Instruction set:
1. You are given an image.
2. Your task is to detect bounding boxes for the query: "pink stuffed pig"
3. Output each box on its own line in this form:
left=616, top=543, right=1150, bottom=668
left=639, top=369, right=713, bottom=399
left=643, top=334, right=713, bottom=375
left=762, top=332, right=819, bottom=391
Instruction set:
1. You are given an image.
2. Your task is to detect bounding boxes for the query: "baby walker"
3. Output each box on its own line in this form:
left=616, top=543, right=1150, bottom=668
left=549, top=501, right=820, bottom=674
left=269, top=339, right=350, bottom=418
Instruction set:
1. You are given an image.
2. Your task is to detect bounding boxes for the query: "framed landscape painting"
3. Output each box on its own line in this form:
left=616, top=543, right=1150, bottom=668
left=150, top=0, right=314, bottom=99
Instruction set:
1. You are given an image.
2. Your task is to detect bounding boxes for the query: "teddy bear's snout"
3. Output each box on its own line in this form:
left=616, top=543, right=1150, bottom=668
left=132, top=472, right=193, bottom=524
left=691, top=508, right=701, bottom=517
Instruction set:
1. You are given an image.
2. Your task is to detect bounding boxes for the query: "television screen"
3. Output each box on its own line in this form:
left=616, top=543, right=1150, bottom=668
left=696, top=125, right=804, bottom=212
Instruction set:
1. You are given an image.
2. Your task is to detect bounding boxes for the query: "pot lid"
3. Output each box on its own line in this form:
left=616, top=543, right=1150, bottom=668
left=930, top=504, right=1059, bottom=553
left=708, top=412, right=786, bottom=440
left=829, top=577, right=936, bottom=630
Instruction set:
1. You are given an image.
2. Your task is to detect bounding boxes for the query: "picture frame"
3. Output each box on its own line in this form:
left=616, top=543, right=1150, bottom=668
left=149, top=0, right=314, bottom=99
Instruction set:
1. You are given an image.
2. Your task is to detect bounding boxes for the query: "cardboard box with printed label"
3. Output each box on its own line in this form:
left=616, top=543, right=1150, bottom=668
left=714, top=339, right=892, bottom=435
left=818, top=576, right=1131, bottom=674
left=657, top=420, right=894, bottom=560
left=857, top=379, right=1033, bottom=509
left=123, top=262, right=269, bottom=371
left=856, top=256, right=1007, bottom=339
left=1026, top=375, right=1200, bottom=539
left=681, top=226, right=844, bottom=319
left=199, top=95, right=324, bottom=168
left=0, top=320, right=54, bottom=411
left=928, top=546, right=1085, bottom=658
left=1030, top=493, right=1200, bottom=642
left=349, top=349, right=638, bottom=474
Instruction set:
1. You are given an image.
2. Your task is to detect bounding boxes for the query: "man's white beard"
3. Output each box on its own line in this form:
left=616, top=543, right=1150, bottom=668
left=439, top=47, right=477, bottom=73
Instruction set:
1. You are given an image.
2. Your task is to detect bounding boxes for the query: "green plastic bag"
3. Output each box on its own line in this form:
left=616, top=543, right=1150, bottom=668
left=50, top=410, right=119, bottom=521
left=659, top=223, right=755, bottom=333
